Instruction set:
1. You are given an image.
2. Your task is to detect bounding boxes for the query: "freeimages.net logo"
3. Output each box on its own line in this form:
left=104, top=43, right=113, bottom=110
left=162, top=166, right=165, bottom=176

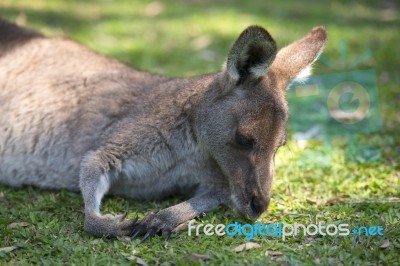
left=288, top=40, right=381, bottom=168
left=188, top=220, right=384, bottom=241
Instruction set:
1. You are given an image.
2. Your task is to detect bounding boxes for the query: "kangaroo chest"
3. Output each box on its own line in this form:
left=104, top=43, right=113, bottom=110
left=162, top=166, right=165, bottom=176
left=108, top=149, right=211, bottom=200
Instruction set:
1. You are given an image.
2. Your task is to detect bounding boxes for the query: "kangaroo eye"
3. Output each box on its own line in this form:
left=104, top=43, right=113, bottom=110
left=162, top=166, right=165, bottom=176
left=235, top=132, right=255, bottom=149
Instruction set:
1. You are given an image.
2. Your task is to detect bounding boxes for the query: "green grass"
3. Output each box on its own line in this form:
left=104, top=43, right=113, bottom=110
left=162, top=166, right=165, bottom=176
left=0, top=0, right=399, bottom=265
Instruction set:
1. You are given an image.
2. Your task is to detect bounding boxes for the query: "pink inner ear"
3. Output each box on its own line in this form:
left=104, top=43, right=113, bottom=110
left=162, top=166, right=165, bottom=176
left=270, top=26, right=327, bottom=81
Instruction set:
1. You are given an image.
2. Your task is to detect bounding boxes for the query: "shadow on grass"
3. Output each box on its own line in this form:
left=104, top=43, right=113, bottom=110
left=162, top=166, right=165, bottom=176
left=1, top=1, right=398, bottom=77
left=1, top=0, right=399, bottom=44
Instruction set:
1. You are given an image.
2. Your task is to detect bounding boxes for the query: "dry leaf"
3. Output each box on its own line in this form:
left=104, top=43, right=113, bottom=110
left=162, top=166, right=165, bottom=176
left=306, top=198, right=317, bottom=204
left=0, top=191, right=4, bottom=198
left=145, top=2, right=164, bottom=17
left=234, top=242, right=261, bottom=253
left=0, top=246, right=18, bottom=253
left=188, top=253, right=211, bottom=260
left=325, top=194, right=349, bottom=205
left=265, top=250, right=283, bottom=257
left=386, top=197, right=400, bottom=202
left=7, top=222, right=30, bottom=229
left=135, top=257, right=148, bottom=266
left=172, top=222, right=188, bottom=232
left=190, top=35, right=212, bottom=50
left=15, top=13, right=27, bottom=26
left=380, top=239, right=390, bottom=249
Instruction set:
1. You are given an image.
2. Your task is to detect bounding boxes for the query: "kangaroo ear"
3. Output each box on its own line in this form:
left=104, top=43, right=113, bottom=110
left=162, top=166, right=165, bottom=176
left=271, top=26, right=328, bottom=84
left=222, top=25, right=277, bottom=87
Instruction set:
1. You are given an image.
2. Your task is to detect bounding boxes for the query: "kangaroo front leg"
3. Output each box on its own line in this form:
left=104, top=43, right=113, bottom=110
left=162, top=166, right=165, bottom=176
left=131, top=190, right=226, bottom=241
left=79, top=151, right=137, bottom=237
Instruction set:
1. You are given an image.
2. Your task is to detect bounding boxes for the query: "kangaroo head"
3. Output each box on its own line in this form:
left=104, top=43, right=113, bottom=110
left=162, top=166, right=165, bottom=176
left=196, top=25, right=327, bottom=219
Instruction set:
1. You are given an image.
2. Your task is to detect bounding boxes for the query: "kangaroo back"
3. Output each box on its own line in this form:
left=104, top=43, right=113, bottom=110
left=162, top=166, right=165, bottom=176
left=0, top=18, right=43, bottom=56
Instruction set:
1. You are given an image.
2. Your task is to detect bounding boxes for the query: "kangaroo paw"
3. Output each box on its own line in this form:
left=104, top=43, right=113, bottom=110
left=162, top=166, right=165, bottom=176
left=130, top=214, right=173, bottom=242
left=84, top=212, right=138, bottom=237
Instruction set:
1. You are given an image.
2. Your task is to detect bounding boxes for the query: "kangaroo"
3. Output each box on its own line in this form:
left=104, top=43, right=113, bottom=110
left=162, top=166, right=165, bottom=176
left=0, top=19, right=327, bottom=240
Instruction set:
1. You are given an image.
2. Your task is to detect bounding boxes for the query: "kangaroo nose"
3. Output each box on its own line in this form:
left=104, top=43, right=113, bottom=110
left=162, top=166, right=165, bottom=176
left=250, top=196, right=269, bottom=218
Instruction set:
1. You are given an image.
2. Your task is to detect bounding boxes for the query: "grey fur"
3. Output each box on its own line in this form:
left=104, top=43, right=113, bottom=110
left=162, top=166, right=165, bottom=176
left=0, top=19, right=327, bottom=239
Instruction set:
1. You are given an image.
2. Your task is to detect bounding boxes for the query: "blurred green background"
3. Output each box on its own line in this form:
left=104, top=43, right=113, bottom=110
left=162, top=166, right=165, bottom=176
left=0, top=0, right=399, bottom=265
